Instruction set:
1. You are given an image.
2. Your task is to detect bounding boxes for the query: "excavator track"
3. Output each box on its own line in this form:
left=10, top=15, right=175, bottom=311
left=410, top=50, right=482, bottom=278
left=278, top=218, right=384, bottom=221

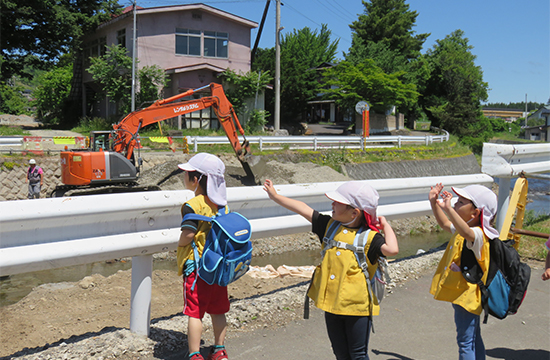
left=51, top=184, right=161, bottom=197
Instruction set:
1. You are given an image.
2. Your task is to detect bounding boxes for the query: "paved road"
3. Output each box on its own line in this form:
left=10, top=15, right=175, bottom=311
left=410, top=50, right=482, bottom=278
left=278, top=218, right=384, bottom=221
left=220, top=265, right=550, bottom=360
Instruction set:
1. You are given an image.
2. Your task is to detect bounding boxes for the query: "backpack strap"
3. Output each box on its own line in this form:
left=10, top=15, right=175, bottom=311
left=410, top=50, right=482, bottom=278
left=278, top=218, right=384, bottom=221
left=304, top=220, right=341, bottom=319
left=181, top=213, right=214, bottom=291
left=460, top=238, right=490, bottom=324
left=353, top=229, right=377, bottom=333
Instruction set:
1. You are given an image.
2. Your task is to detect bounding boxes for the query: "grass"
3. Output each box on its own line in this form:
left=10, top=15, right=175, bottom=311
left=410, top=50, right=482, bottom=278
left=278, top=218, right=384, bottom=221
left=516, top=212, right=550, bottom=261
left=0, top=126, right=30, bottom=136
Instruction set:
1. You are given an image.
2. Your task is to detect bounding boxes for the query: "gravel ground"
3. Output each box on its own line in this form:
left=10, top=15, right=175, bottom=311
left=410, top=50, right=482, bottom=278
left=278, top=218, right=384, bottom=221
left=2, top=246, right=445, bottom=360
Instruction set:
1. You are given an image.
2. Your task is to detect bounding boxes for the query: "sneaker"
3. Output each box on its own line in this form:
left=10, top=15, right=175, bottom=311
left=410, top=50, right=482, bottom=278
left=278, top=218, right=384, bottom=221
left=189, top=352, right=205, bottom=360
left=206, top=347, right=228, bottom=360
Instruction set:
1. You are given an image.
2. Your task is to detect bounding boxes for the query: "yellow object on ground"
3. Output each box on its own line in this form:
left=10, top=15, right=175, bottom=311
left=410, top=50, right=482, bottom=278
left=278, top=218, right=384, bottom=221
left=149, top=137, right=170, bottom=143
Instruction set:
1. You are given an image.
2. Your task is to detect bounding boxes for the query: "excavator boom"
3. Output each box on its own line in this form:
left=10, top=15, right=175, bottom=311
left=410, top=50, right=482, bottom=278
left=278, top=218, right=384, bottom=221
left=57, top=83, right=265, bottom=196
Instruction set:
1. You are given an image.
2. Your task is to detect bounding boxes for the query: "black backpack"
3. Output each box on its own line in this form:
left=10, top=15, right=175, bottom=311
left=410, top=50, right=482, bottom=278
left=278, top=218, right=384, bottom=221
left=461, top=238, right=531, bottom=324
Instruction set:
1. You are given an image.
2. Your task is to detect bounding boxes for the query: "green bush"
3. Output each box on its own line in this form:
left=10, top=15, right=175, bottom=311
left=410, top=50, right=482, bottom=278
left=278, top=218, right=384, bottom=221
left=71, top=117, right=112, bottom=134
left=245, top=109, right=269, bottom=133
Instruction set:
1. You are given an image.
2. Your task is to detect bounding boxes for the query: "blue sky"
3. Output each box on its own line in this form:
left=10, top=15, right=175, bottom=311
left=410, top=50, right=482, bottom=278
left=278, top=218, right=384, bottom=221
left=133, top=0, right=549, bottom=105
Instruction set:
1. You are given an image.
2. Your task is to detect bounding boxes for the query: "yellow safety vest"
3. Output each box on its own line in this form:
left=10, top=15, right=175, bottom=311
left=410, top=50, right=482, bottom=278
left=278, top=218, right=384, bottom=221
left=308, top=219, right=380, bottom=316
left=430, top=229, right=490, bottom=315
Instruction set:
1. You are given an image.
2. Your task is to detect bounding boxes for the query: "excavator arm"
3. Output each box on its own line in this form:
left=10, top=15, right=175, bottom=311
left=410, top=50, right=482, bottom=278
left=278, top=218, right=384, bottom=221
left=112, top=83, right=251, bottom=163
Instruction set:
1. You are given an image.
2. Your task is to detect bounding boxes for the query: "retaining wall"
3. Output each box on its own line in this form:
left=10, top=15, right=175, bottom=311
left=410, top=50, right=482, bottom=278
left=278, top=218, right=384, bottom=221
left=0, top=154, right=481, bottom=201
left=0, top=154, right=177, bottom=201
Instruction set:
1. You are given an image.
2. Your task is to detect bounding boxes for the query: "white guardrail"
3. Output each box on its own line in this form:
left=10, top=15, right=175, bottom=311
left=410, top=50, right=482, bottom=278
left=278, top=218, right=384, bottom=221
left=0, top=132, right=449, bottom=153
left=1, top=173, right=490, bottom=336
left=481, top=142, right=550, bottom=229
left=186, top=132, right=449, bottom=152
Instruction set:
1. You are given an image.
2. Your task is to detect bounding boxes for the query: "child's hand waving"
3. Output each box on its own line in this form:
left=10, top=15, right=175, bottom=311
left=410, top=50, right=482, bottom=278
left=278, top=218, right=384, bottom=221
left=263, top=179, right=277, bottom=200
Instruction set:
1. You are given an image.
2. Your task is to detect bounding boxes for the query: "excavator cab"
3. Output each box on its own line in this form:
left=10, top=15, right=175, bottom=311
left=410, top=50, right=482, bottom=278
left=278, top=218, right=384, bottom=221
left=90, top=131, right=114, bottom=152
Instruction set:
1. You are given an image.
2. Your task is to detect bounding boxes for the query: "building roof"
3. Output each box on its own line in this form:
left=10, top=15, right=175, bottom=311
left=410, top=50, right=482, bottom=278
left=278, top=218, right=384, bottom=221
left=165, top=63, right=227, bottom=74
left=98, top=3, right=258, bottom=30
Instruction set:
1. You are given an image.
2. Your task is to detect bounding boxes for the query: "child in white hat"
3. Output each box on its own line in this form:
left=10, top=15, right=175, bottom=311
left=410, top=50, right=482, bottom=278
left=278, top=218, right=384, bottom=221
left=177, top=153, right=229, bottom=360
left=429, top=183, right=499, bottom=360
left=264, top=179, right=398, bottom=359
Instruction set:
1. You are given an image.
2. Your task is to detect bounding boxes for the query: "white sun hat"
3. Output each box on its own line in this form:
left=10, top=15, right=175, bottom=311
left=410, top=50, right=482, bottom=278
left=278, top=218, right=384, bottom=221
left=178, top=153, right=227, bottom=206
left=29, top=159, right=36, bottom=164
left=452, top=185, right=499, bottom=239
left=325, top=181, right=379, bottom=230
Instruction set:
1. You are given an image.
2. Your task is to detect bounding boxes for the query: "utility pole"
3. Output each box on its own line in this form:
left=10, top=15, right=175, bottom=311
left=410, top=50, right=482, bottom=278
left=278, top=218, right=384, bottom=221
left=274, top=0, right=281, bottom=130
left=131, top=0, right=137, bottom=112
left=525, top=94, right=529, bottom=120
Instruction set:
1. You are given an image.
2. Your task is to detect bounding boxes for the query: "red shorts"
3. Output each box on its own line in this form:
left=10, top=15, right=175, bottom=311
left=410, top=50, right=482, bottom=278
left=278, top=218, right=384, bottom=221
left=183, top=271, right=230, bottom=319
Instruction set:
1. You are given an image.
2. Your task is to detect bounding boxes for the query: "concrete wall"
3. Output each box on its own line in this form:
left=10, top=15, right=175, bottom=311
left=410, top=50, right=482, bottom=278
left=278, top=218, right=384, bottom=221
left=355, top=113, right=405, bottom=134
left=0, top=155, right=173, bottom=201
left=1, top=154, right=481, bottom=201
left=343, top=154, right=481, bottom=180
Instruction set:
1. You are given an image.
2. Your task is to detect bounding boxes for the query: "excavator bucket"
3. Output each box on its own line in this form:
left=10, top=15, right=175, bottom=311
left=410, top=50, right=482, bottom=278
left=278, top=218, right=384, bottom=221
left=241, top=154, right=267, bottom=184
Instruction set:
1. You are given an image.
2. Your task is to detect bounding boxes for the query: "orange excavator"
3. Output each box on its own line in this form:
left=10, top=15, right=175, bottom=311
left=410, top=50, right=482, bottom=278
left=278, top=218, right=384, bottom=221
left=53, top=83, right=265, bottom=197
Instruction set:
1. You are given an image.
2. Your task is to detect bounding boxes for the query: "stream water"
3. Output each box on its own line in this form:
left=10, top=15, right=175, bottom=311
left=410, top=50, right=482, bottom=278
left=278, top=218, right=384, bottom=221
left=0, top=231, right=450, bottom=307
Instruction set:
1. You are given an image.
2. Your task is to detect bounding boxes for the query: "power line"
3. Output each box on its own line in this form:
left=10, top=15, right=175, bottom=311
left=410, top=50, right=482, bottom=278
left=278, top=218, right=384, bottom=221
left=314, top=0, right=354, bottom=23
left=283, top=2, right=351, bottom=46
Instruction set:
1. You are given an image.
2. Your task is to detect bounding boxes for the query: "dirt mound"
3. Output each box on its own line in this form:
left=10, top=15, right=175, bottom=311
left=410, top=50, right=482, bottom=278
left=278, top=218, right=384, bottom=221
left=139, top=153, right=350, bottom=191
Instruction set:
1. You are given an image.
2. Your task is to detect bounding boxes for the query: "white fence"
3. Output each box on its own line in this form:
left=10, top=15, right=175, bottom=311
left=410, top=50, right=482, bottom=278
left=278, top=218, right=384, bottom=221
left=1, top=173, right=490, bottom=336
left=0, top=132, right=449, bottom=153
left=481, top=143, right=550, bottom=229
left=186, top=132, right=449, bottom=152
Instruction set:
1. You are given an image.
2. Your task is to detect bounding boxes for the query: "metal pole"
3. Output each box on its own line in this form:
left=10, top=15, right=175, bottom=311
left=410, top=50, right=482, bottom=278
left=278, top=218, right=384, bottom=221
left=130, top=255, right=152, bottom=336
left=131, top=0, right=137, bottom=112
left=274, top=0, right=281, bottom=131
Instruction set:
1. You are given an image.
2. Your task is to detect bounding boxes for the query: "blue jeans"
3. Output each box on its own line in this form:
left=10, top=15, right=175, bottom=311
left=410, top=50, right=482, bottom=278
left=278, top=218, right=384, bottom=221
left=324, top=312, right=372, bottom=360
left=453, top=304, right=485, bottom=360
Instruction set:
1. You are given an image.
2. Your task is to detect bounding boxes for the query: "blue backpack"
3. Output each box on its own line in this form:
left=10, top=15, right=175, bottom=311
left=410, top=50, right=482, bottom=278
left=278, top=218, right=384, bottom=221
left=184, top=211, right=252, bottom=287
left=461, top=238, right=531, bottom=323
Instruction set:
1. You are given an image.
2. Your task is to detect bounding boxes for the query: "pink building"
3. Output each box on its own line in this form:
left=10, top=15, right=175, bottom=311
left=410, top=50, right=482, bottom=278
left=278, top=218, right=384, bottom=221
left=81, top=4, right=258, bottom=124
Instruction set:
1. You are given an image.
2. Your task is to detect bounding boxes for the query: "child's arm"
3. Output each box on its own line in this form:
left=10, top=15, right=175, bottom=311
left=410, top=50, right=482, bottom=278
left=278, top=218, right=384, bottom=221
left=429, top=183, right=452, bottom=233
left=378, top=216, right=399, bottom=257
left=178, top=229, right=195, bottom=247
left=263, top=179, right=314, bottom=223
left=438, top=190, right=477, bottom=242
left=542, top=252, right=550, bottom=281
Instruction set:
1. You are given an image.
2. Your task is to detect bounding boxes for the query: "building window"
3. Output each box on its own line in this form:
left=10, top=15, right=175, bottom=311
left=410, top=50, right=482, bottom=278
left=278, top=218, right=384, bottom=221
left=204, top=31, right=228, bottom=58
left=117, top=29, right=126, bottom=48
left=175, top=29, right=228, bottom=58
left=176, top=28, right=201, bottom=56
left=83, top=37, right=107, bottom=66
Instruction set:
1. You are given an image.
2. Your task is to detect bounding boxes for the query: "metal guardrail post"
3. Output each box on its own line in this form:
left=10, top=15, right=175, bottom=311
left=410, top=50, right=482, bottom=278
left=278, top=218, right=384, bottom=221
left=193, top=137, right=198, bottom=153
left=398, top=136, right=402, bottom=148
left=495, top=177, right=511, bottom=233
left=314, top=137, right=318, bottom=151
left=259, top=137, right=263, bottom=151
left=130, top=254, right=153, bottom=336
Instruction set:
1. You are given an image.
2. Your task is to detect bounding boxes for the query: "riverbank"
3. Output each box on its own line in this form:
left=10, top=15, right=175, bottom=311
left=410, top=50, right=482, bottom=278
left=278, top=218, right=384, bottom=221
left=0, top=245, right=446, bottom=359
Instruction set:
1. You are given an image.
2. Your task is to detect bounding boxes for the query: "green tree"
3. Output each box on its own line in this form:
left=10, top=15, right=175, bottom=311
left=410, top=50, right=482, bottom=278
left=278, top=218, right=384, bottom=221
left=349, top=0, right=429, bottom=61
left=87, top=45, right=168, bottom=117
left=87, top=45, right=133, bottom=115
left=347, top=0, right=430, bottom=124
left=220, top=69, right=273, bottom=132
left=321, top=60, right=419, bottom=114
left=280, top=25, right=338, bottom=123
left=0, top=82, right=31, bottom=115
left=136, top=65, right=169, bottom=108
left=1, top=0, right=120, bottom=81
left=422, top=30, right=490, bottom=152
left=33, top=64, right=73, bottom=124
